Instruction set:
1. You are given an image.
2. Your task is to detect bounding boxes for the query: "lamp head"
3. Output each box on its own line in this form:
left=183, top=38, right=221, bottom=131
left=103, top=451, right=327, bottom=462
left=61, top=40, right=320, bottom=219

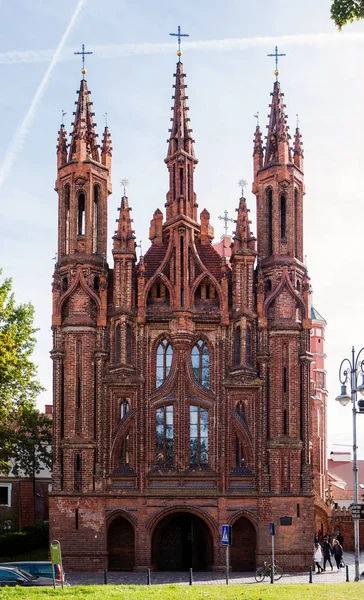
left=356, top=375, right=364, bottom=397
left=357, top=399, right=364, bottom=413
left=335, top=384, right=351, bottom=406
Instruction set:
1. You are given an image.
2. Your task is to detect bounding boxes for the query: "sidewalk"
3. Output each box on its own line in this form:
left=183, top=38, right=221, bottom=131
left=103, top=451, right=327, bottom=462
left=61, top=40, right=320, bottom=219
left=67, top=551, right=364, bottom=586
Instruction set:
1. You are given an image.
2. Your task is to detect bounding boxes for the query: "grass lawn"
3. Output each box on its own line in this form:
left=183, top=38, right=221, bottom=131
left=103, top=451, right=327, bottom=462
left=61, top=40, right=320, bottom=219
left=0, top=583, right=363, bottom=600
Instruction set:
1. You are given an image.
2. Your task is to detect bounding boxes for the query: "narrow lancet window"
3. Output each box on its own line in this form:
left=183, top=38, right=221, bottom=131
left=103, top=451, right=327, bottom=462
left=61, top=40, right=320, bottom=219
left=267, top=188, right=273, bottom=255
left=235, top=326, right=241, bottom=365
left=191, top=340, right=210, bottom=388
left=78, top=193, right=85, bottom=236
left=190, top=405, right=208, bottom=466
left=126, top=323, right=132, bottom=364
left=156, top=405, right=174, bottom=465
left=280, top=194, right=286, bottom=239
left=115, top=323, right=121, bottom=363
left=246, top=326, right=251, bottom=366
left=93, top=186, right=99, bottom=253
left=65, top=184, right=70, bottom=254
left=156, top=339, right=173, bottom=387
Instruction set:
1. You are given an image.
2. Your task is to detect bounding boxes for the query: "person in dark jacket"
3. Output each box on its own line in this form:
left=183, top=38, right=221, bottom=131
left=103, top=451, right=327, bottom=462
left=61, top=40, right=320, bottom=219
left=332, top=539, right=343, bottom=569
left=322, top=536, right=333, bottom=571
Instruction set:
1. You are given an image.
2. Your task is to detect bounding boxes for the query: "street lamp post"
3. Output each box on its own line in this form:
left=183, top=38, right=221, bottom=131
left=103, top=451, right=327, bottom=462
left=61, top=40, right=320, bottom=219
left=336, top=346, right=364, bottom=582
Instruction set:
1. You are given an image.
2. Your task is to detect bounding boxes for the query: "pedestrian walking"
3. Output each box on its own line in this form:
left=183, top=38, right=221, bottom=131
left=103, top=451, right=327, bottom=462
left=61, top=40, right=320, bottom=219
left=332, top=539, right=343, bottom=569
left=322, top=536, right=333, bottom=571
left=314, top=542, right=323, bottom=573
left=337, top=532, right=344, bottom=547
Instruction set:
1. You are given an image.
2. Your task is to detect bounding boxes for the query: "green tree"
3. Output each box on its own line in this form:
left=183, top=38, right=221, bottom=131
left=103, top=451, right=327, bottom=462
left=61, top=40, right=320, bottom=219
left=11, top=406, right=52, bottom=479
left=0, top=269, right=45, bottom=472
left=331, top=0, right=364, bottom=29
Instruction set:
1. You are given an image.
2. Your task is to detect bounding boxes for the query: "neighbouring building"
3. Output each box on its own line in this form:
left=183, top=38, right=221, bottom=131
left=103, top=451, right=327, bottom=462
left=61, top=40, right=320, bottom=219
left=49, top=53, right=329, bottom=571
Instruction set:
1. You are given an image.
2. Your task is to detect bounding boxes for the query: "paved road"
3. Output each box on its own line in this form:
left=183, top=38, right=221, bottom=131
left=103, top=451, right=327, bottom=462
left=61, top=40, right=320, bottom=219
left=67, top=551, right=364, bottom=586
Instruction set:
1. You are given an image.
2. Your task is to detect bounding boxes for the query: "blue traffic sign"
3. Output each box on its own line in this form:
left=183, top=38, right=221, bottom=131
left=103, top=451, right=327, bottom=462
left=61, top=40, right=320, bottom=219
left=270, top=522, right=275, bottom=536
left=221, top=525, right=232, bottom=546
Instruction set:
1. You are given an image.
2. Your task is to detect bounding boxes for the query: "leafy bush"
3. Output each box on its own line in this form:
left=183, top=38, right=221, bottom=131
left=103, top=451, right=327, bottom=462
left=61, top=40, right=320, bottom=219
left=0, top=522, right=48, bottom=557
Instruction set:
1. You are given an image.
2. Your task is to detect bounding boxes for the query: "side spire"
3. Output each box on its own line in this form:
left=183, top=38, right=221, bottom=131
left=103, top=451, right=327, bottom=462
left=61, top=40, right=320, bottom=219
left=101, top=126, right=112, bottom=171
left=232, top=196, right=256, bottom=254
left=68, top=79, right=99, bottom=163
left=293, top=122, right=304, bottom=170
left=113, top=195, right=136, bottom=254
left=57, top=124, right=68, bottom=169
left=166, top=61, right=196, bottom=159
left=264, top=81, right=292, bottom=166
left=253, top=125, right=263, bottom=174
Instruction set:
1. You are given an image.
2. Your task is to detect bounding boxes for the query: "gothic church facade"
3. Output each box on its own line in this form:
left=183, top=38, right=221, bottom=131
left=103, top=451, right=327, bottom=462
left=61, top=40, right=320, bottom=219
left=50, top=55, right=327, bottom=571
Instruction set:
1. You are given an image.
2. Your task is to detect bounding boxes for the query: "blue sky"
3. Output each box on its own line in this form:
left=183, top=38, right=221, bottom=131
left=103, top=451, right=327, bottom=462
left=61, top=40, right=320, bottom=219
left=1, top=0, right=364, bottom=457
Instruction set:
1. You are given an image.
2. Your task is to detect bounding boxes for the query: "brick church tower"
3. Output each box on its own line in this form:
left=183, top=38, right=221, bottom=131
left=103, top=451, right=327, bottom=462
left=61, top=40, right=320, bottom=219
left=50, top=55, right=325, bottom=572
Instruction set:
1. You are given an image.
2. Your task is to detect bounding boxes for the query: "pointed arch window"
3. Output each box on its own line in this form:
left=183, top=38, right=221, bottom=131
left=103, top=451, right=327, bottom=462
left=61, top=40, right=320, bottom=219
left=190, top=405, right=208, bottom=466
left=267, top=188, right=273, bottom=255
left=235, top=325, right=241, bottom=365
left=191, top=340, right=210, bottom=388
left=280, top=194, right=287, bottom=239
left=294, top=188, right=299, bottom=258
left=246, top=326, right=251, bottom=366
left=115, top=323, right=121, bottom=363
left=93, top=185, right=99, bottom=254
left=236, top=400, right=246, bottom=421
left=65, top=184, right=70, bottom=254
left=235, top=436, right=245, bottom=467
left=120, top=400, right=130, bottom=420
left=78, top=192, right=85, bottom=236
left=120, top=434, right=130, bottom=465
left=126, top=323, right=132, bottom=364
left=156, top=339, right=173, bottom=388
left=156, top=405, right=174, bottom=465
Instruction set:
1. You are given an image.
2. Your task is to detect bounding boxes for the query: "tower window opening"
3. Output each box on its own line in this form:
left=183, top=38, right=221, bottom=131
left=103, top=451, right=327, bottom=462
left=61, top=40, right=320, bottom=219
left=156, top=339, right=173, bottom=388
left=120, top=434, right=130, bottom=465
left=65, top=184, right=70, bottom=254
left=283, top=366, right=287, bottom=393
left=235, top=436, right=245, bottom=467
left=280, top=194, right=287, bottom=239
left=78, top=193, right=85, bottom=236
left=179, top=167, right=183, bottom=195
left=62, top=276, right=68, bottom=291
left=283, top=409, right=288, bottom=434
left=126, top=323, right=132, bottom=364
left=94, top=276, right=99, bottom=291
left=267, top=188, right=273, bottom=255
left=235, top=325, right=241, bottom=365
left=236, top=400, right=246, bottom=420
left=93, top=185, right=99, bottom=253
left=190, top=405, right=208, bottom=466
left=191, top=339, right=210, bottom=388
left=120, top=400, right=130, bottom=420
left=294, top=188, right=299, bottom=258
left=246, top=326, right=251, bottom=366
left=156, top=405, right=174, bottom=465
left=75, top=508, right=79, bottom=529
left=115, top=323, right=121, bottom=363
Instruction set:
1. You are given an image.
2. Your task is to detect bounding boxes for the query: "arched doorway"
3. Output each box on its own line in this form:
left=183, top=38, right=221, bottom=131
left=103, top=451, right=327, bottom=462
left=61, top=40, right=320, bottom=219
left=107, top=516, right=135, bottom=570
left=231, top=516, right=256, bottom=571
left=152, top=512, right=213, bottom=570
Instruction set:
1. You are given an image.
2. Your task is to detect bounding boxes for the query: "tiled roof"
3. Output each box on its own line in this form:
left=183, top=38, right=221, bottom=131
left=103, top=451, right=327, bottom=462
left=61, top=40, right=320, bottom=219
left=143, top=242, right=169, bottom=279
left=195, top=242, right=223, bottom=281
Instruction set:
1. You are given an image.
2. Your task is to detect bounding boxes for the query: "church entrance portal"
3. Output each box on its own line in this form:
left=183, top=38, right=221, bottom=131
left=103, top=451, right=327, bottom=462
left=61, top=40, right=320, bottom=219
left=231, top=516, right=256, bottom=571
left=107, top=516, right=135, bottom=570
left=152, top=512, right=213, bottom=570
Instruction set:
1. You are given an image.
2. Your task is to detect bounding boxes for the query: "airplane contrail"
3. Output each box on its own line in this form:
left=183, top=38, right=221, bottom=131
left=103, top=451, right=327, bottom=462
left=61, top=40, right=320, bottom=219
left=0, top=31, right=363, bottom=64
left=0, top=0, right=86, bottom=190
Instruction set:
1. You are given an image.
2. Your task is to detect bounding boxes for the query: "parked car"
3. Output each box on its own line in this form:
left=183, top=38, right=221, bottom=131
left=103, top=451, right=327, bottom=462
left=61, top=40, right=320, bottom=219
left=0, top=565, right=57, bottom=587
left=0, top=561, right=64, bottom=582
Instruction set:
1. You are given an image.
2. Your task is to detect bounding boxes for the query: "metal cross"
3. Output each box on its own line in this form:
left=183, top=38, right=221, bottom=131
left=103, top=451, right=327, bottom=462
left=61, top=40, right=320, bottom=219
left=74, top=43, right=93, bottom=76
left=218, top=210, right=234, bottom=237
left=169, top=25, right=189, bottom=60
left=120, top=178, right=130, bottom=196
left=254, top=112, right=259, bottom=127
left=238, top=178, right=248, bottom=197
left=61, top=110, right=66, bottom=125
left=267, top=46, right=286, bottom=80
left=103, top=112, right=108, bottom=127
left=136, top=239, right=143, bottom=257
left=296, top=113, right=300, bottom=128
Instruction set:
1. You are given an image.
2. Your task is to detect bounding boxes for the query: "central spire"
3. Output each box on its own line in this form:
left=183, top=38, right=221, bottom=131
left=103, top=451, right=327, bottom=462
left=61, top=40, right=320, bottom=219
left=164, top=61, right=198, bottom=222
left=68, top=79, right=99, bottom=163
left=264, top=81, right=292, bottom=166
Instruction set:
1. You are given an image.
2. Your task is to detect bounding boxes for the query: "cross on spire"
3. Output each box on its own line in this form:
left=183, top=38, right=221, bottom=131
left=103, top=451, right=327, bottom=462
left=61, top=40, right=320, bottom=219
left=267, top=46, right=286, bottom=81
left=169, top=25, right=189, bottom=61
left=74, top=43, right=93, bottom=78
left=218, top=210, right=235, bottom=236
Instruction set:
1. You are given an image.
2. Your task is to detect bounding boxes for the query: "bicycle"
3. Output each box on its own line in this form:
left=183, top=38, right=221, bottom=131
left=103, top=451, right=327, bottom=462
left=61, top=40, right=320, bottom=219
left=254, top=561, right=283, bottom=582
